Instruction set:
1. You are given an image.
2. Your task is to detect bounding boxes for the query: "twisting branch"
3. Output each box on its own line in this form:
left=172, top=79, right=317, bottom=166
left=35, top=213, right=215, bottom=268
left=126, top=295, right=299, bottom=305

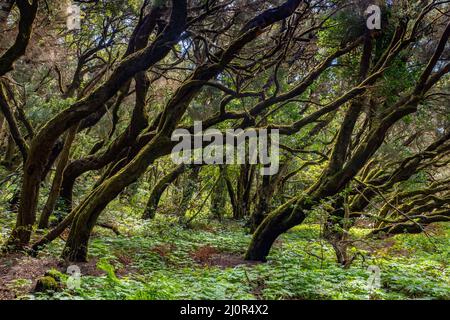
left=0, top=0, right=38, bottom=76
left=0, top=80, right=28, bottom=160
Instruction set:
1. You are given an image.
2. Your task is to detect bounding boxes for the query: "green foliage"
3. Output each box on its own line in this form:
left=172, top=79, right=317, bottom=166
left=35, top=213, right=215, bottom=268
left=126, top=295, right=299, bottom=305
left=28, top=217, right=450, bottom=300
left=27, top=96, right=76, bottom=127
left=1, top=0, right=449, bottom=303
left=34, top=276, right=60, bottom=293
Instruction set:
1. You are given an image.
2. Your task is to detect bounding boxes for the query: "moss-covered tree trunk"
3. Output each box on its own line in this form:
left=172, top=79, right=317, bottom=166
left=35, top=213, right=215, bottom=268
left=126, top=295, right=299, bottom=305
left=323, top=198, right=353, bottom=266
left=0, top=114, right=5, bottom=149
left=6, top=0, right=187, bottom=250
left=0, top=82, right=28, bottom=161
left=178, top=166, right=201, bottom=218
left=2, top=134, right=15, bottom=169
left=246, top=196, right=310, bottom=261
left=234, top=164, right=255, bottom=219
left=0, top=0, right=38, bottom=76
left=210, top=166, right=226, bottom=221
left=61, top=133, right=174, bottom=261
left=60, top=0, right=308, bottom=262
left=38, top=124, right=78, bottom=229
left=249, top=161, right=289, bottom=232
left=142, top=164, right=187, bottom=219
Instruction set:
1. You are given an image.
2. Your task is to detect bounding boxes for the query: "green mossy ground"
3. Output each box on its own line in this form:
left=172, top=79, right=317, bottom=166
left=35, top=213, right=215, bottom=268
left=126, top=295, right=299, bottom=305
left=0, top=179, right=448, bottom=300
left=29, top=218, right=450, bottom=300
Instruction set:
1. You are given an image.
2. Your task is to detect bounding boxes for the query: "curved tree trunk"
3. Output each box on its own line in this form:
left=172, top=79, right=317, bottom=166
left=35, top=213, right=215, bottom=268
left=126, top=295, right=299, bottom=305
left=58, top=0, right=307, bottom=262
left=61, top=133, right=174, bottom=261
left=0, top=0, right=38, bottom=76
left=245, top=91, right=434, bottom=261
left=210, top=166, right=226, bottom=221
left=7, top=0, right=185, bottom=250
left=0, top=82, right=28, bottom=161
left=38, top=124, right=78, bottom=229
left=234, top=164, right=255, bottom=219
left=178, top=166, right=201, bottom=218
left=249, top=175, right=271, bottom=233
left=0, top=113, right=5, bottom=144
left=142, top=163, right=187, bottom=219
left=245, top=196, right=309, bottom=261
left=2, top=134, right=15, bottom=169
left=249, top=161, right=289, bottom=232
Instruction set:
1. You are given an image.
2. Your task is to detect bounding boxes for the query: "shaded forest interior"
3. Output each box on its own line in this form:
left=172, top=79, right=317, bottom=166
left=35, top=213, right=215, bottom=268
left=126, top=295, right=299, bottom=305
left=0, top=0, right=449, bottom=300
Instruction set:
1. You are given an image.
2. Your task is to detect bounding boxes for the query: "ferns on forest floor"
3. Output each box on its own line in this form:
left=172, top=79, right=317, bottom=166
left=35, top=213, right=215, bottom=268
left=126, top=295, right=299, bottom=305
left=27, top=218, right=449, bottom=300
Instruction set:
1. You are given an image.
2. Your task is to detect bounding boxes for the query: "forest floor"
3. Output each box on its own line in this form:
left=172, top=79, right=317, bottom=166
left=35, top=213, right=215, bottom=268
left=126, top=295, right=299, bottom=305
left=0, top=204, right=448, bottom=300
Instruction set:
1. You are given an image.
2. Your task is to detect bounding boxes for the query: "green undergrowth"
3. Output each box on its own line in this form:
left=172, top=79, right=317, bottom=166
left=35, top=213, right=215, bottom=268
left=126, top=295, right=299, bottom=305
left=29, top=216, right=449, bottom=300
left=1, top=188, right=448, bottom=301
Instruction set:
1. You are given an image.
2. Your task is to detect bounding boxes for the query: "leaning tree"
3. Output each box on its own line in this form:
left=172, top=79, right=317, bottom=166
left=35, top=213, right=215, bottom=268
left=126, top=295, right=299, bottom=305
left=0, top=0, right=448, bottom=264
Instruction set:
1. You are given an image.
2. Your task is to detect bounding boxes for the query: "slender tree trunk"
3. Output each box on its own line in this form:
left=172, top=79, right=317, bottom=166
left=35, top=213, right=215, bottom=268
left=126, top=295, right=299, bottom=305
left=0, top=113, right=8, bottom=149
left=323, top=197, right=352, bottom=266
left=246, top=196, right=310, bottom=261
left=249, top=175, right=271, bottom=232
left=60, top=0, right=303, bottom=262
left=235, top=164, right=255, bottom=219
left=210, top=167, right=226, bottom=221
left=3, top=134, right=15, bottom=169
left=0, top=82, right=28, bottom=161
left=38, top=124, right=78, bottom=229
left=0, top=113, right=5, bottom=138
left=142, top=163, right=187, bottom=219
left=61, top=133, right=174, bottom=262
left=178, top=166, right=200, bottom=218
left=224, top=166, right=238, bottom=218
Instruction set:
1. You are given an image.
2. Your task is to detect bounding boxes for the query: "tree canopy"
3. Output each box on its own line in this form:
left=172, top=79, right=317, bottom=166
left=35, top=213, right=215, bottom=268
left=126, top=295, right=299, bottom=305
left=0, top=0, right=449, bottom=301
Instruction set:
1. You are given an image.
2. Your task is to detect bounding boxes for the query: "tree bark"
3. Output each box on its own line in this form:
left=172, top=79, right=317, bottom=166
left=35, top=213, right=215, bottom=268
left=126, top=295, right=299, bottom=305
left=142, top=163, right=187, bottom=219
left=2, top=133, right=15, bottom=169
left=0, top=81, right=28, bottom=161
left=8, top=0, right=187, bottom=249
left=246, top=196, right=309, bottom=261
left=234, top=164, right=255, bottom=219
left=210, top=166, right=226, bottom=221
left=178, top=166, right=201, bottom=218
left=249, top=161, right=289, bottom=232
left=0, top=0, right=38, bottom=76
left=38, top=124, right=78, bottom=229
left=58, top=0, right=306, bottom=262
